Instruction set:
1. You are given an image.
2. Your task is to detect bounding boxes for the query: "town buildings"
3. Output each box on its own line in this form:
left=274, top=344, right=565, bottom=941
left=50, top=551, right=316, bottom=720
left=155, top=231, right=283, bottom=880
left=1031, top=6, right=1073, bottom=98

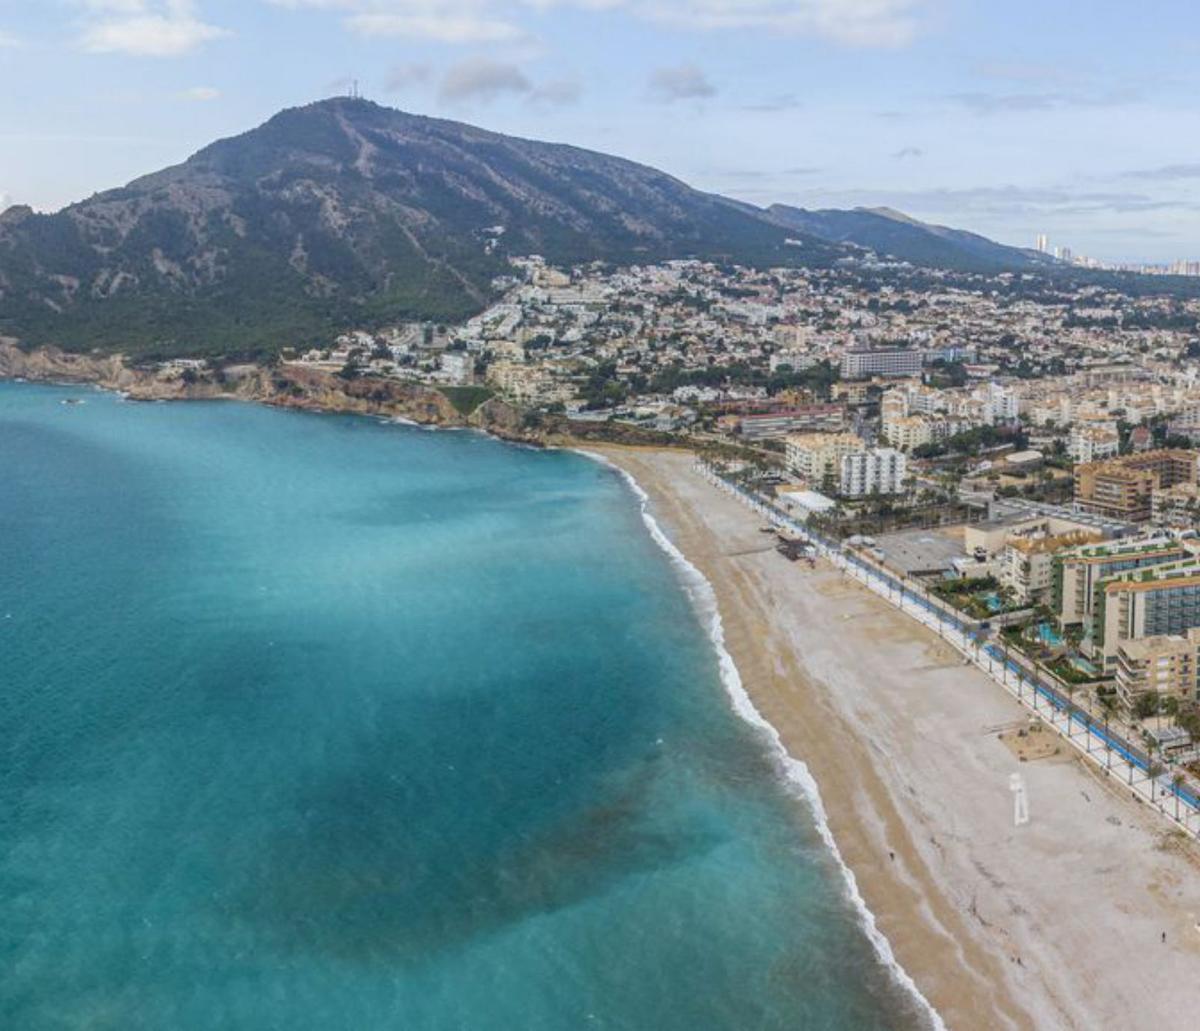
left=1114, top=629, right=1200, bottom=713
left=735, top=405, right=847, bottom=441
left=785, top=433, right=863, bottom=486
left=1074, top=451, right=1200, bottom=522
left=1152, top=482, right=1200, bottom=528
left=840, top=347, right=923, bottom=380
left=840, top=449, right=908, bottom=498
left=1095, top=558, right=1200, bottom=672
left=1053, top=539, right=1188, bottom=632
left=1069, top=423, right=1120, bottom=463
left=1000, top=530, right=1102, bottom=606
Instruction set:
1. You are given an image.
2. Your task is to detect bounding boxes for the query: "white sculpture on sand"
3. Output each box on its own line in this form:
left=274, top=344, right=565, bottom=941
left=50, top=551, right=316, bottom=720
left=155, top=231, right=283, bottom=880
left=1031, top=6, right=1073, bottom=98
left=1010, top=773, right=1030, bottom=827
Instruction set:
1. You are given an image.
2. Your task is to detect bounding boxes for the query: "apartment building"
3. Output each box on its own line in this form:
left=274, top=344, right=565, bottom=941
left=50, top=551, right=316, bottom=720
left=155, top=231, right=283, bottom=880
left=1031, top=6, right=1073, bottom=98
left=882, top=414, right=969, bottom=453
left=785, top=432, right=863, bottom=486
left=738, top=405, right=847, bottom=441
left=840, top=348, right=923, bottom=380
left=440, top=351, right=474, bottom=385
left=486, top=361, right=569, bottom=404
left=880, top=389, right=909, bottom=425
left=974, top=381, right=1020, bottom=425
left=1074, top=462, right=1157, bottom=521
left=1094, top=558, right=1200, bottom=672
left=839, top=449, right=908, bottom=498
left=831, top=380, right=879, bottom=405
left=1074, top=450, right=1200, bottom=522
left=1114, top=629, right=1200, bottom=714
left=1000, top=530, right=1102, bottom=606
left=1152, top=481, right=1200, bottom=528
left=1068, top=423, right=1120, bottom=463
left=769, top=350, right=817, bottom=373
left=1167, top=406, right=1200, bottom=443
left=1053, top=538, right=1188, bottom=630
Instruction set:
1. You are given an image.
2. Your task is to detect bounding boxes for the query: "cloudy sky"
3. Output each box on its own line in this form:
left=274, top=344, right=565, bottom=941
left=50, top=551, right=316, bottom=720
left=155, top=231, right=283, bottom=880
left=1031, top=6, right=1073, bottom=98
left=1, top=1, right=1198, bottom=262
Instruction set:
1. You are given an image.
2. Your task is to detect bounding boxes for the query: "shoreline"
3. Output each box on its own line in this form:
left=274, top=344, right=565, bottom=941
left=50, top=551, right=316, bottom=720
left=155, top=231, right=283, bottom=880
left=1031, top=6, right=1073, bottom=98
left=580, top=449, right=946, bottom=1030
left=0, top=342, right=685, bottom=453
left=11, top=372, right=1200, bottom=1026
left=592, top=446, right=1200, bottom=1031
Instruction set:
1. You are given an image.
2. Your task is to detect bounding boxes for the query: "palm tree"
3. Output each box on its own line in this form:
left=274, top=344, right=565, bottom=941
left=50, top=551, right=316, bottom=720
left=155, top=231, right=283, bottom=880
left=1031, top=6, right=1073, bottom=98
left=1065, top=679, right=1077, bottom=740
left=1149, top=760, right=1165, bottom=803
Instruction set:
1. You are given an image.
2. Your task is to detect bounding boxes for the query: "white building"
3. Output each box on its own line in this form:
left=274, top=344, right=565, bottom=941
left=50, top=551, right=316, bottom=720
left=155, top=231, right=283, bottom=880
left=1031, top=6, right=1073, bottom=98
left=770, top=350, right=817, bottom=373
left=1069, top=423, right=1120, bottom=463
left=440, top=351, right=474, bottom=385
left=840, top=449, right=908, bottom=498
left=974, top=382, right=1020, bottom=424
left=840, top=348, right=923, bottom=380
left=785, top=432, right=863, bottom=485
left=883, top=414, right=969, bottom=453
left=777, top=489, right=838, bottom=523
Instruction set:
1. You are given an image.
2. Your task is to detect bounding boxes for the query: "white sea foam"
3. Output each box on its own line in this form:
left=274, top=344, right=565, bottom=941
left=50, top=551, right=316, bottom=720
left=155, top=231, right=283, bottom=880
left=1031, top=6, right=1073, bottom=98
left=578, top=449, right=946, bottom=1031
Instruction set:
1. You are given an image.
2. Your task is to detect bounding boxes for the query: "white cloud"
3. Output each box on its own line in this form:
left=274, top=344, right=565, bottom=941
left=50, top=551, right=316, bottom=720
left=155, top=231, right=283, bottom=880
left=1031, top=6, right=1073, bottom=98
left=949, top=88, right=1141, bottom=116
left=643, top=0, right=924, bottom=46
left=648, top=63, right=716, bottom=102
left=348, top=12, right=522, bottom=42
left=386, top=62, right=433, bottom=91
left=178, top=85, right=221, bottom=100
left=531, top=78, right=582, bottom=105
left=439, top=57, right=531, bottom=102
left=79, top=1, right=229, bottom=57
left=532, top=0, right=925, bottom=46
left=268, top=0, right=926, bottom=48
left=268, top=1, right=525, bottom=43
left=383, top=58, right=580, bottom=106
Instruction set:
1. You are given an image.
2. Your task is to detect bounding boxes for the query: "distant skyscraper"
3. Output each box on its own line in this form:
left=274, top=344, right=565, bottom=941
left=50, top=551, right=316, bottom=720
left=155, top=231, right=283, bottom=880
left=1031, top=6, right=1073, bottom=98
left=1035, top=234, right=1049, bottom=253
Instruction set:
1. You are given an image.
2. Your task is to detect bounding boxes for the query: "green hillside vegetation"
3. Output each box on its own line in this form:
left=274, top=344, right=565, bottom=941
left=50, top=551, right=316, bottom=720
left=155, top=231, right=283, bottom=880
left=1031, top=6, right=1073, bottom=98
left=439, top=386, right=495, bottom=415
left=0, top=99, right=838, bottom=358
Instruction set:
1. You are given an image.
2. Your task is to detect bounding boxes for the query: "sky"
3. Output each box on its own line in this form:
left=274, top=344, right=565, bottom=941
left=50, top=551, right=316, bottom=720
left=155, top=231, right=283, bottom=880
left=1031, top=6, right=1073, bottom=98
left=0, top=1, right=1198, bottom=263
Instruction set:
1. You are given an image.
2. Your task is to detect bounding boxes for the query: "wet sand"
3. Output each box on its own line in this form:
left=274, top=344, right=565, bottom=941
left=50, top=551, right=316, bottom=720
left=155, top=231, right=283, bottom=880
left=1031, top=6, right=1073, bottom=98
left=599, top=447, right=1200, bottom=1031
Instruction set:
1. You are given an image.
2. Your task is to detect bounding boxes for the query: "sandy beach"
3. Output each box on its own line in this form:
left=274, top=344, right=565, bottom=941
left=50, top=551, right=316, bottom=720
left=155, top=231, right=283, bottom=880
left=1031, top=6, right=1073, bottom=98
left=598, top=447, right=1200, bottom=1031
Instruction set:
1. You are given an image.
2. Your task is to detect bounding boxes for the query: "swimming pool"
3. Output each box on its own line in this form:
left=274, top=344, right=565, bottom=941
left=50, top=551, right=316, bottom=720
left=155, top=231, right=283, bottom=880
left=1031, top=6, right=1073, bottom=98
left=1070, top=655, right=1099, bottom=677
left=1036, top=622, right=1064, bottom=647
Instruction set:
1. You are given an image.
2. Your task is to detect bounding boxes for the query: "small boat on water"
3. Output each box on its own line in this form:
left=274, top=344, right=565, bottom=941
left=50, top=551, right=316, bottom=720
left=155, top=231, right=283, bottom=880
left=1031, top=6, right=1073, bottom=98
left=61, top=398, right=85, bottom=406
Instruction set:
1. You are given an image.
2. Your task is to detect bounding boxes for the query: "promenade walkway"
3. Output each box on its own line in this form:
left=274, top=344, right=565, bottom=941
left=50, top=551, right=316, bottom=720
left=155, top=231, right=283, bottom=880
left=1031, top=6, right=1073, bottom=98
left=695, top=460, right=1200, bottom=839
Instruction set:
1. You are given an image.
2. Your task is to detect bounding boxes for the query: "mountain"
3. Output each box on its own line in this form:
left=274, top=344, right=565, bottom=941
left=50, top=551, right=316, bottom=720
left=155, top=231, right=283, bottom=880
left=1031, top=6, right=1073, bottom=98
left=767, top=204, right=1052, bottom=273
left=0, top=99, right=840, bottom=359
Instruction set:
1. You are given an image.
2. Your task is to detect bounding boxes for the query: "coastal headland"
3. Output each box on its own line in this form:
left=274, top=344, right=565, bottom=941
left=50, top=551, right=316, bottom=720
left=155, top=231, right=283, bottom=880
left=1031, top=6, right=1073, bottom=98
left=597, top=446, right=1200, bottom=1031
left=0, top=341, right=677, bottom=451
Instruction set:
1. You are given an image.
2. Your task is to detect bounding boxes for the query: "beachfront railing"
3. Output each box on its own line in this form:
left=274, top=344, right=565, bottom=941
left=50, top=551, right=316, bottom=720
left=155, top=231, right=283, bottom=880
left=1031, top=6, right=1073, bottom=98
left=693, top=460, right=1200, bottom=840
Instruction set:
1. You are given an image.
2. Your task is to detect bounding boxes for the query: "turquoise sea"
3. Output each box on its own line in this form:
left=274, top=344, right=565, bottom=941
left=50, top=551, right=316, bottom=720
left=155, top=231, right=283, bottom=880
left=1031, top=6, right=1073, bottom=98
left=0, top=382, right=929, bottom=1030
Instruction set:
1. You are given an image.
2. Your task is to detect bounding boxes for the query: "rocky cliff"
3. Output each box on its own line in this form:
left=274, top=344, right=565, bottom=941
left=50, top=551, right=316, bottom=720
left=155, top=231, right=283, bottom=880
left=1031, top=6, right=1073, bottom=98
left=0, top=340, right=684, bottom=450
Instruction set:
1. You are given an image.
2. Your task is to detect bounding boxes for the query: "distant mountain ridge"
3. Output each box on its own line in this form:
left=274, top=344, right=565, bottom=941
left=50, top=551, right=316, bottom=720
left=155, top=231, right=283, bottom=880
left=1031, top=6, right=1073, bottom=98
left=0, top=98, right=1055, bottom=358
left=766, top=205, right=1053, bottom=273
